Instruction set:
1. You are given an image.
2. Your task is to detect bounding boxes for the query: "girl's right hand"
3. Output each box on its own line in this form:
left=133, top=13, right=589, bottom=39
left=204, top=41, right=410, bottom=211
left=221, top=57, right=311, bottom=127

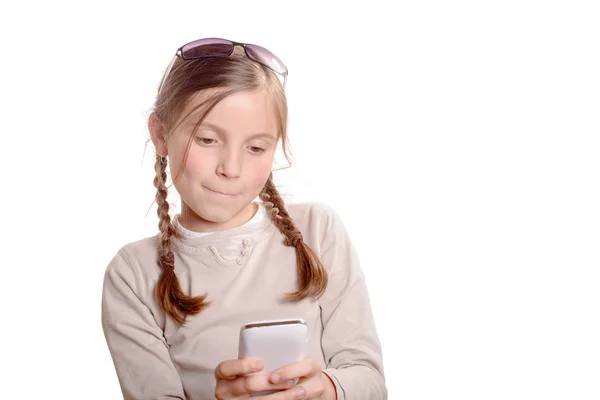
left=214, top=358, right=297, bottom=399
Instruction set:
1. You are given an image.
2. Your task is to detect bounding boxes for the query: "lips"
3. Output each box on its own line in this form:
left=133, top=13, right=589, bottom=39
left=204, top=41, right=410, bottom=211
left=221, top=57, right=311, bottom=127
left=204, top=186, right=239, bottom=196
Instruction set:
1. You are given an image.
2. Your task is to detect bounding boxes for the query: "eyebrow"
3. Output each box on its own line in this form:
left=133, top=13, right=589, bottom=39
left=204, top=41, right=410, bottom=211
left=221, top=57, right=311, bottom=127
left=197, top=122, right=277, bottom=142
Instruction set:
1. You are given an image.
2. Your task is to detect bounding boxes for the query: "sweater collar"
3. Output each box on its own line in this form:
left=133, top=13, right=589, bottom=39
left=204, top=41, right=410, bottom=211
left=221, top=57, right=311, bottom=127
left=170, top=216, right=276, bottom=255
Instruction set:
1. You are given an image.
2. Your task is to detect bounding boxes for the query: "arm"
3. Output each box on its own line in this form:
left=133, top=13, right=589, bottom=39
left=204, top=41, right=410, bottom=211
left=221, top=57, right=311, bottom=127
left=101, top=250, right=186, bottom=399
left=318, top=208, right=388, bottom=400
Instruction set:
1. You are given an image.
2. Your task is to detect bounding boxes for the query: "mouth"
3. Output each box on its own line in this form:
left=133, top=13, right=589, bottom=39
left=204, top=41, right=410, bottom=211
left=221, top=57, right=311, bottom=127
left=204, top=186, right=239, bottom=198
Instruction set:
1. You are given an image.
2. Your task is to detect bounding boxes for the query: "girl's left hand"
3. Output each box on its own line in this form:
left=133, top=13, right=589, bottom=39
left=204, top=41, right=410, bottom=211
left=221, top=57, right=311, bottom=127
left=255, top=358, right=336, bottom=399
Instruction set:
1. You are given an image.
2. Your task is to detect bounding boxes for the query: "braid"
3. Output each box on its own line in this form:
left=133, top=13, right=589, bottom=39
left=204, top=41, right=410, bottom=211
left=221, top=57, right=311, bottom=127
left=154, top=155, right=181, bottom=247
left=260, top=174, right=328, bottom=300
left=153, top=154, right=209, bottom=325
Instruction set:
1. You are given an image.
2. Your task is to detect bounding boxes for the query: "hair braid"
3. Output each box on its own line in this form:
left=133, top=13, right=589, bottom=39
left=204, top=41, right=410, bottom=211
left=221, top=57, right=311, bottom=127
left=153, top=154, right=209, bottom=325
left=260, top=174, right=328, bottom=300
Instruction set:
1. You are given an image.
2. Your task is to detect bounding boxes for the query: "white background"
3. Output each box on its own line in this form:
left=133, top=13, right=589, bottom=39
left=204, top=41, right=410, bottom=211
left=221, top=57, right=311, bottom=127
left=2, top=0, right=599, bottom=399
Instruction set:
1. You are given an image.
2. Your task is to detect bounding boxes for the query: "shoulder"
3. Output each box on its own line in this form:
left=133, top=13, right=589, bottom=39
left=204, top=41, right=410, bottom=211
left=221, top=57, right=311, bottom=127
left=285, top=202, right=349, bottom=250
left=286, top=202, right=342, bottom=228
left=286, top=202, right=340, bottom=221
left=104, top=235, right=160, bottom=288
left=117, top=235, right=160, bottom=265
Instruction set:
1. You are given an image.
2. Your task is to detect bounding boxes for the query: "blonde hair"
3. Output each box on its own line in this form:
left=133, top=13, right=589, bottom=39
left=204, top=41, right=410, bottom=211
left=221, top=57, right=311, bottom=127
left=150, top=53, right=328, bottom=324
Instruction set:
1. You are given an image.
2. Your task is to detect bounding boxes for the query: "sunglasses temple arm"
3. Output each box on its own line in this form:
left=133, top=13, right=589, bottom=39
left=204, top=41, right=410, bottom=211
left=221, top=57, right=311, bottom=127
left=157, top=53, right=179, bottom=94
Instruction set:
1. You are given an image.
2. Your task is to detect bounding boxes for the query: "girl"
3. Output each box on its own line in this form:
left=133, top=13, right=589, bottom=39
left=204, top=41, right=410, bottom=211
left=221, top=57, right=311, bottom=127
left=101, top=38, right=387, bottom=400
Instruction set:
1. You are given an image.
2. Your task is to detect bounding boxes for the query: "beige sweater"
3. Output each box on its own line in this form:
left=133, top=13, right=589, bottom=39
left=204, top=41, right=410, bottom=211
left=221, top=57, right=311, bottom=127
left=101, top=202, right=387, bottom=399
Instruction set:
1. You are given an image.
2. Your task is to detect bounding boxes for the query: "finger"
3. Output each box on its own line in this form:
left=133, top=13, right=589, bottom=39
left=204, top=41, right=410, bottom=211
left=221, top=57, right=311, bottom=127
left=270, top=358, right=321, bottom=384
left=262, top=375, right=325, bottom=400
left=226, top=374, right=297, bottom=396
left=214, top=358, right=263, bottom=380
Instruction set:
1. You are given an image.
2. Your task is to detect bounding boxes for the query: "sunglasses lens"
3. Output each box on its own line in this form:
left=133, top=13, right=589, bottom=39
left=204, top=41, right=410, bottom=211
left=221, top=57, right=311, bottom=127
left=181, top=38, right=234, bottom=59
left=245, top=44, right=288, bottom=77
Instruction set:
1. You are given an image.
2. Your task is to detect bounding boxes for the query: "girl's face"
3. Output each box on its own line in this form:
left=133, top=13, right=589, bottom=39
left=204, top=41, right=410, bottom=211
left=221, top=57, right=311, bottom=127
left=165, top=89, right=278, bottom=232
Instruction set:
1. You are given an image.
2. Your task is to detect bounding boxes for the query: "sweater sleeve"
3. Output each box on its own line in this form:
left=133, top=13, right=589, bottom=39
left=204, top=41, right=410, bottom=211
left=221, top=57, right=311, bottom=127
left=317, top=207, right=388, bottom=400
left=101, top=250, right=186, bottom=400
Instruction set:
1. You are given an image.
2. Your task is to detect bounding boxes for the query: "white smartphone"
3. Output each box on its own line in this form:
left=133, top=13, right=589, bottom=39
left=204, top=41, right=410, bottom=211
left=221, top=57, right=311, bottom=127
left=238, top=318, right=308, bottom=396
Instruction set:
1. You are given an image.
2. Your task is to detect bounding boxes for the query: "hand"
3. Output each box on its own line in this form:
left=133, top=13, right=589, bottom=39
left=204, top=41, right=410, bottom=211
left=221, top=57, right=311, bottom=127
left=259, top=358, right=337, bottom=400
left=214, top=358, right=299, bottom=399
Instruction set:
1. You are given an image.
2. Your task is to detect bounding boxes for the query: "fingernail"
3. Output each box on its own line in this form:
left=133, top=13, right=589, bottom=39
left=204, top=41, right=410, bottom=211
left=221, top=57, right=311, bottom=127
left=271, top=373, right=280, bottom=383
left=252, top=360, right=262, bottom=370
left=295, top=386, right=306, bottom=398
left=285, top=379, right=295, bottom=386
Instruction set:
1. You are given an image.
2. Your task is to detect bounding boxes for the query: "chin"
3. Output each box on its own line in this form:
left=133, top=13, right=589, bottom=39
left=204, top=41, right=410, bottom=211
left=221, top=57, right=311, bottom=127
left=191, top=202, right=242, bottom=222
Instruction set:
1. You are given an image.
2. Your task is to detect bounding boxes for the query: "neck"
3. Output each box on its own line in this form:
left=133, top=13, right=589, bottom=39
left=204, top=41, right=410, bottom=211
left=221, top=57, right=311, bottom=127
left=178, top=202, right=259, bottom=233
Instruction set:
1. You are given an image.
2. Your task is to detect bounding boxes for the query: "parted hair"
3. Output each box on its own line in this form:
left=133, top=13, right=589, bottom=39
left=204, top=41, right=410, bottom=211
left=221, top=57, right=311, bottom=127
left=151, top=53, right=328, bottom=324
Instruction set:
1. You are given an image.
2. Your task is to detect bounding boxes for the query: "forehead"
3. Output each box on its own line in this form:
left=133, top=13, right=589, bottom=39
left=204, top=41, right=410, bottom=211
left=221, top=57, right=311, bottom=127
left=181, top=89, right=278, bottom=136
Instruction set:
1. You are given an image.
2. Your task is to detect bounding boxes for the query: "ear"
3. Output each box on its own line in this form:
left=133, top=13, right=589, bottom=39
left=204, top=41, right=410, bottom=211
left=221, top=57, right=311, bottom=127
left=149, top=112, right=169, bottom=157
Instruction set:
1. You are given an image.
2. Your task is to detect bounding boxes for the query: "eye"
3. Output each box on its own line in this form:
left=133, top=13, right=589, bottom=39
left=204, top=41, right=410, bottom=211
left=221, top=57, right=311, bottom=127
left=249, top=146, right=266, bottom=154
left=196, top=137, right=216, bottom=145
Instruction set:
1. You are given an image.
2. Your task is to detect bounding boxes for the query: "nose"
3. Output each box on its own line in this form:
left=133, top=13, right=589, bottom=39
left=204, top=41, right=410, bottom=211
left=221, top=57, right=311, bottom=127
left=216, top=147, right=242, bottom=179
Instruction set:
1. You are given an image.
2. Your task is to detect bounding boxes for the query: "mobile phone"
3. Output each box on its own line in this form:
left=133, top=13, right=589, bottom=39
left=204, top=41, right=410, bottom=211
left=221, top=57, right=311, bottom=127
left=238, top=318, right=308, bottom=396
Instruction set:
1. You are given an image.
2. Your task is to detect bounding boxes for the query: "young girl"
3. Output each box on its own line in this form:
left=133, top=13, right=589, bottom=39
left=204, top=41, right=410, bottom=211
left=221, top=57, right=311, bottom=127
left=101, top=38, right=387, bottom=400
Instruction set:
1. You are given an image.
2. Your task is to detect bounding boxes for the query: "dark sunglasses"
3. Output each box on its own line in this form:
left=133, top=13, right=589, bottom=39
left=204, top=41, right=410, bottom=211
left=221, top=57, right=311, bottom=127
left=158, top=38, right=288, bottom=93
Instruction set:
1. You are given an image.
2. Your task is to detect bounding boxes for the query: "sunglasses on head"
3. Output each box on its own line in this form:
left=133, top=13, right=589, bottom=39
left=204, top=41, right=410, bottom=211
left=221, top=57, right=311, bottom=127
left=157, top=38, right=288, bottom=94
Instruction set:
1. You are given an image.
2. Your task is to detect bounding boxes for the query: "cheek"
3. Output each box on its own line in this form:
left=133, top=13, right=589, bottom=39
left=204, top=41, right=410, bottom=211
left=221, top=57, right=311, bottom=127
left=246, top=157, right=273, bottom=188
left=167, top=137, right=196, bottom=180
left=184, top=151, right=210, bottom=178
left=175, top=144, right=215, bottom=182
